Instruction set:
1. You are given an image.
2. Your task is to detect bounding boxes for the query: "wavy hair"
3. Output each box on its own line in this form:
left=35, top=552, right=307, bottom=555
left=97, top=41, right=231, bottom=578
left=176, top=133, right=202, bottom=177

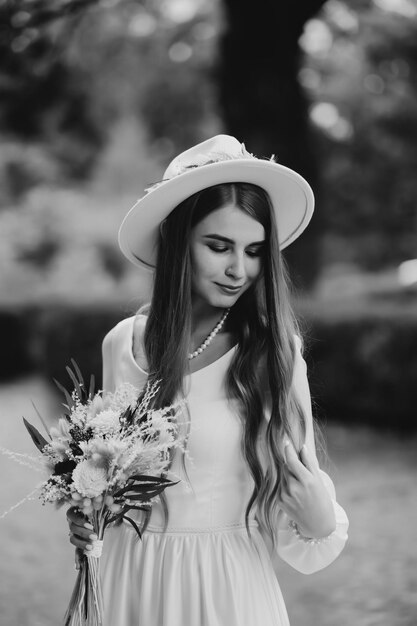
left=134, top=182, right=312, bottom=549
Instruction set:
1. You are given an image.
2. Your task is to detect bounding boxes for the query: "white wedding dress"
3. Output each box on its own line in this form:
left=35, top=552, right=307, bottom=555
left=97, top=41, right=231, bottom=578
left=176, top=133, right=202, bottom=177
left=99, top=314, right=349, bottom=626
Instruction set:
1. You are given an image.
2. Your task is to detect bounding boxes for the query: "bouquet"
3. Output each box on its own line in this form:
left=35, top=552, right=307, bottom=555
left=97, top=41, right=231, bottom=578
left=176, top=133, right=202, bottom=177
left=23, top=359, right=186, bottom=626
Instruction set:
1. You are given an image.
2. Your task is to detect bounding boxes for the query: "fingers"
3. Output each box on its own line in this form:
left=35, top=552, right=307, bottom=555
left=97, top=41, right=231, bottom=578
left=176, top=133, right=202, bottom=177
left=284, top=441, right=310, bottom=482
left=67, top=506, right=97, bottom=552
left=277, top=477, right=297, bottom=519
left=69, top=532, right=96, bottom=552
left=276, top=496, right=290, bottom=518
left=299, top=444, right=320, bottom=474
left=67, top=507, right=92, bottom=533
left=66, top=506, right=89, bottom=525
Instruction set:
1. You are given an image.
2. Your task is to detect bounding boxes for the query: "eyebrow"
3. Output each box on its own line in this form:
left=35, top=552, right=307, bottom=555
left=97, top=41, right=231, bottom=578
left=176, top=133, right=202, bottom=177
left=203, top=234, right=266, bottom=246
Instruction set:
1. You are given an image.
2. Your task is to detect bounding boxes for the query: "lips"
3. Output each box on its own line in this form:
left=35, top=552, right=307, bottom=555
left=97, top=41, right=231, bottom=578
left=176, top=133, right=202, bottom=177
left=215, top=282, right=243, bottom=294
left=216, top=283, right=243, bottom=289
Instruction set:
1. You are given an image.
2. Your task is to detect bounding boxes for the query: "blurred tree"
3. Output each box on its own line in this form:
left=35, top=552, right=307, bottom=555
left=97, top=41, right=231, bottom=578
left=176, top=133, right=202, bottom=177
left=0, top=0, right=220, bottom=193
left=2, top=0, right=416, bottom=280
left=218, top=0, right=328, bottom=290
left=136, top=10, right=221, bottom=158
left=0, top=0, right=105, bottom=184
left=299, top=0, right=417, bottom=271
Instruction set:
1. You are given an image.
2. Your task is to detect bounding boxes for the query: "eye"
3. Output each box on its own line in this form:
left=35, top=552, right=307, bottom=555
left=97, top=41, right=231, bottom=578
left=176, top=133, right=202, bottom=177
left=207, top=243, right=264, bottom=257
left=208, top=244, right=228, bottom=253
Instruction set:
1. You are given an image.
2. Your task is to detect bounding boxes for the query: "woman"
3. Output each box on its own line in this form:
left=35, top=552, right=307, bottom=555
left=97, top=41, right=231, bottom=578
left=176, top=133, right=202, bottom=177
left=67, top=135, right=349, bottom=626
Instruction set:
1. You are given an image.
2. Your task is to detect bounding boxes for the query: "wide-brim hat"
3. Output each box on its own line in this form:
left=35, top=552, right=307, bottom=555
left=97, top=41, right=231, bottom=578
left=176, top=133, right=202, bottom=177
left=118, top=134, right=314, bottom=271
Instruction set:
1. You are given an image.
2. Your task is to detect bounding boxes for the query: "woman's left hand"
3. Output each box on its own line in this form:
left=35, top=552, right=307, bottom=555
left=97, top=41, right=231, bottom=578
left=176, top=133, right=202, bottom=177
left=278, top=442, right=336, bottom=539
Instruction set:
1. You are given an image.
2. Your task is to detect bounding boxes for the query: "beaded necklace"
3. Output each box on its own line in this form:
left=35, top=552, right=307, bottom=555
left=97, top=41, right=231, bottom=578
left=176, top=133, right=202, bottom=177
left=188, top=308, right=231, bottom=360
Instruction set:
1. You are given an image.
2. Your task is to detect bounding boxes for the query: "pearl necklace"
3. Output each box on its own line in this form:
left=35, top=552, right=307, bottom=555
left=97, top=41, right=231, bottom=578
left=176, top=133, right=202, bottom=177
left=188, top=308, right=231, bottom=360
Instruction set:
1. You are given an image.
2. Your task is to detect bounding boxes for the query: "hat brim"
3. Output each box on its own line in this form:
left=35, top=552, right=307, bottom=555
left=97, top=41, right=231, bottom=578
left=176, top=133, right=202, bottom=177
left=118, top=158, right=314, bottom=271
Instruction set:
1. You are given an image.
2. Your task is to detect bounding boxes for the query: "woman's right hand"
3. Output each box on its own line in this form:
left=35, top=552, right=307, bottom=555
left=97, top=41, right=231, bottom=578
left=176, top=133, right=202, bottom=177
left=66, top=506, right=98, bottom=569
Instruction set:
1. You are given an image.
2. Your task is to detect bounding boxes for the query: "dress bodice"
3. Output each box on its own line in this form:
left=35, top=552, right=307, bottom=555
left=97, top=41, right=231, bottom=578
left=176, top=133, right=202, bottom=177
left=105, top=314, right=257, bottom=530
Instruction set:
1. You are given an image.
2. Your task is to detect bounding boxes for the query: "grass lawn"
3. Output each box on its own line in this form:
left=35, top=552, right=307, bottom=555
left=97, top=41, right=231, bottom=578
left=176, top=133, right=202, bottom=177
left=0, top=376, right=416, bottom=626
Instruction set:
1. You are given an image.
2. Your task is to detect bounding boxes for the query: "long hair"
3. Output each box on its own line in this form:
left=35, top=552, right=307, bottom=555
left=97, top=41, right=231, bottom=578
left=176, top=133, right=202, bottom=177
left=136, top=182, right=312, bottom=548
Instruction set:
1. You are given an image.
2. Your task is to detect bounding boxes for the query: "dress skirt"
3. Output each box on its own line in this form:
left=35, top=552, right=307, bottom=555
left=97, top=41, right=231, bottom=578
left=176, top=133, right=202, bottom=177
left=100, top=520, right=290, bottom=626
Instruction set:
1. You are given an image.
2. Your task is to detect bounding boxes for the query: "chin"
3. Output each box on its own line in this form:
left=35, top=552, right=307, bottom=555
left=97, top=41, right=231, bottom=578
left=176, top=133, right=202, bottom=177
left=198, top=294, right=231, bottom=308
left=213, top=293, right=240, bottom=305
left=209, top=296, right=231, bottom=307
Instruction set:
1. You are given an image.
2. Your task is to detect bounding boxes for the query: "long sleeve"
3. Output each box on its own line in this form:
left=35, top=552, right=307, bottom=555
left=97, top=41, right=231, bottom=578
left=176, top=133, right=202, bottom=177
left=275, top=471, right=349, bottom=574
left=101, top=327, right=116, bottom=394
left=274, top=334, right=349, bottom=574
left=101, top=316, right=150, bottom=395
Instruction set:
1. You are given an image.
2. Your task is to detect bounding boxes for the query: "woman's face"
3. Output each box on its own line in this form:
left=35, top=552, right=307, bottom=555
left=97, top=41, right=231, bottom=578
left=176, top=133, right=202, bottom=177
left=189, top=203, right=266, bottom=309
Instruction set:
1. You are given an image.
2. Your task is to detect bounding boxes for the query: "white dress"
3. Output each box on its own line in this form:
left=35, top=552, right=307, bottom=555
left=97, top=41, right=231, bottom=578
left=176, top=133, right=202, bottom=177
left=99, top=315, right=349, bottom=626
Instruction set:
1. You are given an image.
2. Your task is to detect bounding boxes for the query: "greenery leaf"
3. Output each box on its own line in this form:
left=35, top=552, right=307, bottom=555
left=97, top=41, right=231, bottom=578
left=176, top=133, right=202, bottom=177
left=127, top=474, right=173, bottom=484
left=30, top=399, right=51, bottom=440
left=123, top=515, right=142, bottom=539
left=22, top=417, right=49, bottom=453
left=70, top=358, right=85, bottom=389
left=65, top=365, right=83, bottom=400
left=53, top=460, right=76, bottom=475
left=88, top=374, right=95, bottom=400
left=53, top=378, right=75, bottom=413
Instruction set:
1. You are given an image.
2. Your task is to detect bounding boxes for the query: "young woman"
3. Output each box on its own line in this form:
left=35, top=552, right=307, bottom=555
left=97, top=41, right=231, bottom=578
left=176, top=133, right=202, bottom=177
left=67, top=135, right=349, bottom=626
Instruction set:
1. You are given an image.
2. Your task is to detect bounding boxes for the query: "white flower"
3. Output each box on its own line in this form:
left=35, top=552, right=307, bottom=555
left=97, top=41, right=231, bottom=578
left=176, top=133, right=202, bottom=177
left=79, top=438, right=127, bottom=468
left=89, top=394, right=105, bottom=417
left=158, top=429, right=175, bottom=446
left=108, top=383, right=140, bottom=413
left=171, top=146, right=257, bottom=177
left=150, top=410, right=167, bottom=429
left=70, top=404, right=88, bottom=427
left=72, top=459, right=108, bottom=498
left=45, top=417, right=72, bottom=460
left=88, top=409, right=120, bottom=435
left=49, top=418, right=71, bottom=441
left=150, top=410, right=176, bottom=446
left=49, top=440, right=68, bottom=459
left=40, top=475, right=71, bottom=504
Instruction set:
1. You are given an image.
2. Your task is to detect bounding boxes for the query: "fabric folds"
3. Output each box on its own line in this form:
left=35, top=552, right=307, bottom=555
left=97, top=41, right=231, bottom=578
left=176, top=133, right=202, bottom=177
left=100, top=522, right=291, bottom=626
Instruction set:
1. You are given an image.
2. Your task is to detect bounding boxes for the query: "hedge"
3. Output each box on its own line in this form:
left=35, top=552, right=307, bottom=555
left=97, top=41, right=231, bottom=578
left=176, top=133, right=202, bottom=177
left=301, top=314, right=417, bottom=432
left=1, top=301, right=416, bottom=432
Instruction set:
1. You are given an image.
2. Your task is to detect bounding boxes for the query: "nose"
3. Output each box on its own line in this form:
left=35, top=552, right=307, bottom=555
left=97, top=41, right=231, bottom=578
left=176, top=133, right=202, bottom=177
left=225, top=252, right=246, bottom=281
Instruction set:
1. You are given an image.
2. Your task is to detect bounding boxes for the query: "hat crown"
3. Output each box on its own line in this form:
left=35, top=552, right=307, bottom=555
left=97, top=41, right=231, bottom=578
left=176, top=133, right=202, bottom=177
left=163, top=134, right=254, bottom=180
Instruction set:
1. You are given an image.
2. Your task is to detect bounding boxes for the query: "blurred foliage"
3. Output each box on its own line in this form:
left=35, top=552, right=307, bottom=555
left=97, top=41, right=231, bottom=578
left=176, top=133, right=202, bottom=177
left=0, top=0, right=105, bottom=182
left=0, top=0, right=417, bottom=307
left=0, top=0, right=221, bottom=198
left=0, top=119, right=159, bottom=308
left=302, top=310, right=417, bottom=432
left=0, top=309, right=34, bottom=379
left=300, top=0, right=417, bottom=270
left=0, top=0, right=222, bottom=307
left=219, top=0, right=328, bottom=289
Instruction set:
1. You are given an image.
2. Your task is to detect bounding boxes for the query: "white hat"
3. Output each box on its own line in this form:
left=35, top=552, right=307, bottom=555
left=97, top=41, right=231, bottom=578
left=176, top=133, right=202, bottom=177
left=118, top=134, right=314, bottom=270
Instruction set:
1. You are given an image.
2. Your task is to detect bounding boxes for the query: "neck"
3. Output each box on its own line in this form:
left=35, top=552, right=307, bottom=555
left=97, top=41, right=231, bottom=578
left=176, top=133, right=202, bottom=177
left=190, top=298, right=227, bottom=337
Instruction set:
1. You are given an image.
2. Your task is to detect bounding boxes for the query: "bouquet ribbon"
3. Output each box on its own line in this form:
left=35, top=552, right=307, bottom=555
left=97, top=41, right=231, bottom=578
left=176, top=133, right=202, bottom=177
left=86, top=540, right=104, bottom=559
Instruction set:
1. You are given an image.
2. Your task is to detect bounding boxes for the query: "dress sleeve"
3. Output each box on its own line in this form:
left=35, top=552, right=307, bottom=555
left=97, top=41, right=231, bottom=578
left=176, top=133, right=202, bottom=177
left=274, top=334, right=349, bottom=575
left=101, top=327, right=116, bottom=394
